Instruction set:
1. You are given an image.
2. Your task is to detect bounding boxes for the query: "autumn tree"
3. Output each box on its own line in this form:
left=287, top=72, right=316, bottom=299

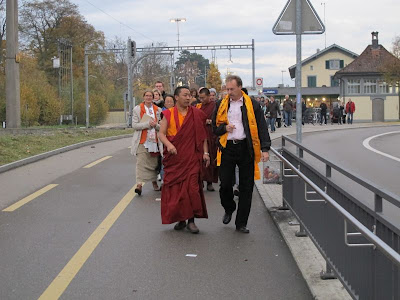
left=175, top=50, right=209, bottom=87
left=206, top=63, right=222, bottom=92
left=382, top=36, right=400, bottom=86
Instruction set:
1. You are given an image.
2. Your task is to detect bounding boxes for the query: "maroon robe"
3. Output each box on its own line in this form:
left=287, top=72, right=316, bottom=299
left=197, top=101, right=218, bottom=183
left=161, top=106, right=208, bottom=224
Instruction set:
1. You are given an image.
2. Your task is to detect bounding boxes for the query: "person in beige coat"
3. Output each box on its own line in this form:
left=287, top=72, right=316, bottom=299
left=131, top=90, right=164, bottom=195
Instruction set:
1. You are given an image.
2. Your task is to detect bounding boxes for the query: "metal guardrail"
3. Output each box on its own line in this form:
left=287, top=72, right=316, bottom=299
left=271, top=135, right=400, bottom=300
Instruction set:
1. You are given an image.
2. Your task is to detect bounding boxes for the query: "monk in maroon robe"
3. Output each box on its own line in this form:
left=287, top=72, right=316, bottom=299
left=158, top=86, right=210, bottom=234
left=197, top=88, right=218, bottom=191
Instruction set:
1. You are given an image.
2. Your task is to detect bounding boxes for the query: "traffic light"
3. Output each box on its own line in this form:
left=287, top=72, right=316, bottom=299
left=130, top=41, right=136, bottom=58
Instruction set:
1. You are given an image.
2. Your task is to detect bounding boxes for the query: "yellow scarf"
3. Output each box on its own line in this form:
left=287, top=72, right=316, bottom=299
left=216, top=91, right=261, bottom=180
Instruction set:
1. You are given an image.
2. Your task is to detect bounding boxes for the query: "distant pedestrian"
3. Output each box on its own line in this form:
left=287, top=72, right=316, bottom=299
left=163, top=94, right=175, bottom=110
left=212, top=75, right=271, bottom=233
left=267, top=96, right=279, bottom=133
left=320, top=101, right=328, bottom=125
left=153, top=88, right=164, bottom=107
left=154, top=81, right=166, bottom=108
left=131, top=90, right=163, bottom=195
left=339, top=101, right=345, bottom=124
left=209, top=88, right=218, bottom=102
left=197, top=87, right=218, bottom=191
left=346, top=99, right=356, bottom=124
left=190, top=88, right=200, bottom=106
left=301, top=98, right=307, bottom=125
left=158, top=86, right=210, bottom=233
left=283, top=95, right=293, bottom=127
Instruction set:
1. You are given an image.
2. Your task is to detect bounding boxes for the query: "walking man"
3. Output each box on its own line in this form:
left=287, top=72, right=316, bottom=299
left=197, top=88, right=219, bottom=191
left=283, top=95, right=293, bottom=127
left=346, top=99, right=356, bottom=124
left=320, top=101, right=328, bottom=125
left=267, top=96, right=279, bottom=132
left=213, top=75, right=271, bottom=233
left=158, top=86, right=210, bottom=234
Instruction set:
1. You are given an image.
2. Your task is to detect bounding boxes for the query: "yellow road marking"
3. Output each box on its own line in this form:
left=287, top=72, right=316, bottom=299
left=38, top=184, right=141, bottom=300
left=83, top=156, right=112, bottom=168
left=3, top=184, right=59, bottom=212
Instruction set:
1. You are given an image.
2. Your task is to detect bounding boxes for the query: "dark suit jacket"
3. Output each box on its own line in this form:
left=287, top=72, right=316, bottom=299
left=212, top=98, right=271, bottom=159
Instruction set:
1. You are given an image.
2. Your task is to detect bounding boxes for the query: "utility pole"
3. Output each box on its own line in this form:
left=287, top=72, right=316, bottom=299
left=84, top=46, right=89, bottom=128
left=295, top=0, right=302, bottom=144
left=252, top=39, right=256, bottom=89
left=321, top=2, right=326, bottom=48
left=5, top=0, right=20, bottom=128
left=127, top=38, right=133, bottom=127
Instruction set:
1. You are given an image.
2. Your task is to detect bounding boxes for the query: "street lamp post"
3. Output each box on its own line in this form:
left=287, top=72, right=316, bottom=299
left=170, top=18, right=186, bottom=50
left=281, top=70, right=286, bottom=86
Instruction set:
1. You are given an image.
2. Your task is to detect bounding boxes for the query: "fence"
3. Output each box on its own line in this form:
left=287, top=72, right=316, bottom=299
left=272, top=135, right=400, bottom=300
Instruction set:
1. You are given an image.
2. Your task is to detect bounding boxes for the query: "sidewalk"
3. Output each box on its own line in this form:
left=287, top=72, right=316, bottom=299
left=255, top=122, right=400, bottom=299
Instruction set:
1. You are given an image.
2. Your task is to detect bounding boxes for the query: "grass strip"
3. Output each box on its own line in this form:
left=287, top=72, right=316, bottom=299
left=0, top=129, right=133, bottom=166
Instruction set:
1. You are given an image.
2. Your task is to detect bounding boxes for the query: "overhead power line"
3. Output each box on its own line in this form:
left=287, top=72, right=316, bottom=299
left=83, top=0, right=156, bottom=43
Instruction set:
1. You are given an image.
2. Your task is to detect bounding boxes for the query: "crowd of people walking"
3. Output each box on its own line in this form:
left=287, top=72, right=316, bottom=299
left=130, top=77, right=356, bottom=234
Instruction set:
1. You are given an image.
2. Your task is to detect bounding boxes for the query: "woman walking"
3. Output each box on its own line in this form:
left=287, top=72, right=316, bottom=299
left=131, top=90, right=163, bottom=195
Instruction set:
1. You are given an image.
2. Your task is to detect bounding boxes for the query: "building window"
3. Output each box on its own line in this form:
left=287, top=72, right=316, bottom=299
left=364, top=79, right=377, bottom=94
left=330, top=76, right=339, bottom=87
left=325, top=59, right=344, bottom=70
left=347, top=79, right=360, bottom=94
left=310, top=65, right=314, bottom=71
left=308, top=76, right=317, bottom=87
left=378, top=81, right=390, bottom=94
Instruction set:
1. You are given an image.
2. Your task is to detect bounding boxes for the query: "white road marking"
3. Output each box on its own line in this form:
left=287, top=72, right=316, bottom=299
left=362, top=131, right=400, bottom=163
left=186, top=254, right=197, bottom=257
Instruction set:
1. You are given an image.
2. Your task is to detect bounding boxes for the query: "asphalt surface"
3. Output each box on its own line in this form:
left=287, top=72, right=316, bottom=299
left=280, top=125, right=400, bottom=228
left=0, top=138, right=311, bottom=299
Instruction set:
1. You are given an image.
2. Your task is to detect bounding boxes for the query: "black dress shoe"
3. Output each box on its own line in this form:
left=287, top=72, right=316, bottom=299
left=236, top=226, right=250, bottom=233
left=134, top=185, right=142, bottom=196
left=222, top=213, right=232, bottom=224
left=174, top=221, right=186, bottom=230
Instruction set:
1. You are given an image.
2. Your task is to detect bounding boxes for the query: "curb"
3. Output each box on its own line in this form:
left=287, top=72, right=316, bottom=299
left=0, top=134, right=132, bottom=174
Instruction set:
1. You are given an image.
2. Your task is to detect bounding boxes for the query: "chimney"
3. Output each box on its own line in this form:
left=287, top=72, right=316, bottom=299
left=371, top=31, right=379, bottom=49
left=316, top=48, right=320, bottom=53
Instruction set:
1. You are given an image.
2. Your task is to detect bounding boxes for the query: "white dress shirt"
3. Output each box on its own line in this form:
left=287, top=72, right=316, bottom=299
left=227, top=97, right=246, bottom=140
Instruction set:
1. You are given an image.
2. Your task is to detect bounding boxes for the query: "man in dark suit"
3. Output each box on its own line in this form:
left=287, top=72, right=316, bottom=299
left=212, top=75, right=271, bottom=233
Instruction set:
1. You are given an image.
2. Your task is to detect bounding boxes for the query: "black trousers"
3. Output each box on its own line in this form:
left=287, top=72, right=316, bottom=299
left=219, top=140, right=254, bottom=227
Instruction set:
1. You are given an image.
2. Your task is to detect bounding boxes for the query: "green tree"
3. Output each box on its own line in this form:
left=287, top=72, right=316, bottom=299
left=206, top=63, right=222, bottom=92
left=175, top=50, right=209, bottom=87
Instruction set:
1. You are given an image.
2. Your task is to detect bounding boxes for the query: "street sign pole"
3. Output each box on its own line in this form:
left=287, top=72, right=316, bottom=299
left=273, top=0, right=325, bottom=145
left=295, top=0, right=302, bottom=144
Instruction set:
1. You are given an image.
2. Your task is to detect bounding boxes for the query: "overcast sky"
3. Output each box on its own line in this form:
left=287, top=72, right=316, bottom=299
left=71, top=0, right=400, bottom=88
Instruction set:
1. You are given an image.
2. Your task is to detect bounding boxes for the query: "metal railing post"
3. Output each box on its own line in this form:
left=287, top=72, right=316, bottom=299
left=320, top=261, right=337, bottom=280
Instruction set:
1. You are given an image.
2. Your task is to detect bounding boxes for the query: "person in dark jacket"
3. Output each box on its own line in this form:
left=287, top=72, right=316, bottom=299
left=266, top=96, right=279, bottom=132
left=283, top=95, right=293, bottom=127
left=301, top=98, right=307, bottom=125
left=320, top=102, right=328, bottom=125
left=212, top=75, right=271, bottom=233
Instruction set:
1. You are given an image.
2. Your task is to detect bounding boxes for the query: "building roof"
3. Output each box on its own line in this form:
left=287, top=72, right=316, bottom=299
left=335, top=44, right=399, bottom=77
left=289, top=44, right=359, bottom=78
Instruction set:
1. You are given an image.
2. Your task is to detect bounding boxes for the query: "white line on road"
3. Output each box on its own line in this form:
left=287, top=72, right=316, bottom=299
left=362, top=131, right=400, bottom=163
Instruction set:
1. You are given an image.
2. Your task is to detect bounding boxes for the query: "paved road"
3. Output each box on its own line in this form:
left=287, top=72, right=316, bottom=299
left=280, top=125, right=400, bottom=228
left=0, top=139, right=311, bottom=299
